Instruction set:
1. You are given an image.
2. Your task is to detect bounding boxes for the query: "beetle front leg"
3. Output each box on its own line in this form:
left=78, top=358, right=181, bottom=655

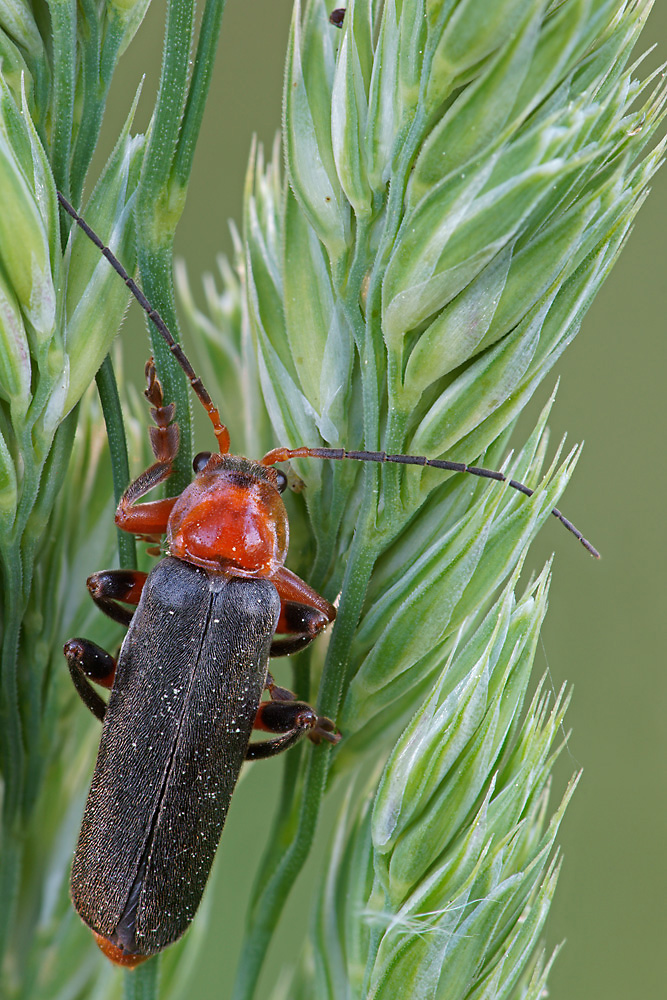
left=64, top=638, right=116, bottom=721
left=269, top=566, right=336, bottom=657
left=114, top=360, right=181, bottom=538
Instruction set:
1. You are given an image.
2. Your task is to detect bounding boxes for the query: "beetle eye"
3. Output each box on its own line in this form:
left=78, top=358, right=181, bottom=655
left=193, top=451, right=212, bottom=473
left=274, top=469, right=287, bottom=493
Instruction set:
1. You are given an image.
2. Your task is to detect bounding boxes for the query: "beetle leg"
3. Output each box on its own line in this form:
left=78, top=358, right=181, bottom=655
left=263, top=674, right=339, bottom=743
left=63, top=638, right=116, bottom=721
left=245, top=729, right=308, bottom=759
left=86, top=569, right=148, bottom=626
left=270, top=629, right=325, bottom=658
left=272, top=566, right=336, bottom=626
left=269, top=566, right=336, bottom=657
left=247, top=697, right=340, bottom=759
left=264, top=670, right=301, bottom=702
left=115, top=492, right=179, bottom=537
left=115, top=360, right=181, bottom=537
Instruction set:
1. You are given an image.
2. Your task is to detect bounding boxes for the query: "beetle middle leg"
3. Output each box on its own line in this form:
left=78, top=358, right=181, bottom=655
left=65, top=567, right=149, bottom=718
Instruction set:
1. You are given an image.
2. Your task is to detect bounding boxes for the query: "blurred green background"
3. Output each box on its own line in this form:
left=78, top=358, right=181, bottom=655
left=90, top=2, right=667, bottom=997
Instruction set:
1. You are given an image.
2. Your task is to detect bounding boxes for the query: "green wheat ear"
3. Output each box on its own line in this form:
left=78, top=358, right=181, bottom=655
left=0, top=0, right=663, bottom=997
left=179, top=2, right=666, bottom=998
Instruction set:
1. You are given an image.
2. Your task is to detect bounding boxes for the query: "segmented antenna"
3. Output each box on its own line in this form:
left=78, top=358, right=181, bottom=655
left=58, top=191, right=599, bottom=559
left=58, top=192, right=230, bottom=455
left=262, top=447, right=599, bottom=558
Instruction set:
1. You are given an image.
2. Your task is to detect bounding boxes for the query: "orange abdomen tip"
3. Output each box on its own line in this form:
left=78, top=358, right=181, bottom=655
left=92, top=931, right=150, bottom=968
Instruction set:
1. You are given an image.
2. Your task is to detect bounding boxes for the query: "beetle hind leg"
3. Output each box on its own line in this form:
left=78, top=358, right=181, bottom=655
left=247, top=676, right=340, bottom=759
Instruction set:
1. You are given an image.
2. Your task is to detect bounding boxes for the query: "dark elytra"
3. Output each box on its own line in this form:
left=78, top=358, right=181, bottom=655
left=71, top=560, right=280, bottom=957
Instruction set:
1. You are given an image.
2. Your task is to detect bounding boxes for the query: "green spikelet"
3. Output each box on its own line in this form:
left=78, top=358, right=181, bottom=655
left=178, top=2, right=667, bottom=997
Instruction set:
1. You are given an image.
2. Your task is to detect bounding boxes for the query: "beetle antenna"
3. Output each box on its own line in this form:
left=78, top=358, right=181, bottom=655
left=57, top=191, right=231, bottom=454
left=261, top=445, right=600, bottom=558
left=58, top=194, right=598, bottom=559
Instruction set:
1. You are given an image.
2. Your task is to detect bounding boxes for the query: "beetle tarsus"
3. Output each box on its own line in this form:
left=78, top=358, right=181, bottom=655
left=308, top=716, right=341, bottom=746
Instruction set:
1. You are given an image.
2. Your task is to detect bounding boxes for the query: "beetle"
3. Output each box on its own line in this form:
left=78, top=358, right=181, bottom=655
left=58, top=192, right=598, bottom=966
left=63, top=357, right=340, bottom=966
